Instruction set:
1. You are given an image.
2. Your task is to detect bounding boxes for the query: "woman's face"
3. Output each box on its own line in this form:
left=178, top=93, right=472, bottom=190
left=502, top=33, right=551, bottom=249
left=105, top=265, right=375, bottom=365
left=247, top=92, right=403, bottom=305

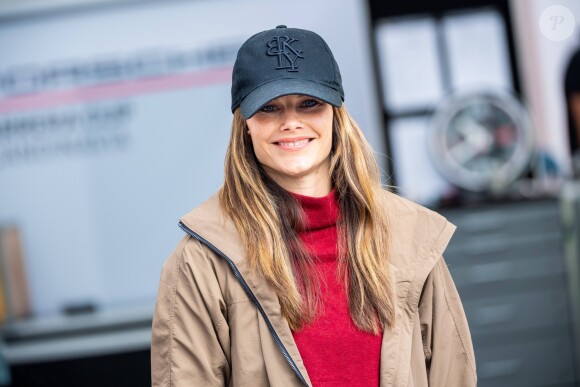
left=246, top=94, right=334, bottom=192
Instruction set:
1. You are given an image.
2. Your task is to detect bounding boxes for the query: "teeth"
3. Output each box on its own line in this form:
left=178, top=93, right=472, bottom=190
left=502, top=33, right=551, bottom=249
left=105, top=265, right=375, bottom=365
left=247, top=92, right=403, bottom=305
left=278, top=139, right=309, bottom=148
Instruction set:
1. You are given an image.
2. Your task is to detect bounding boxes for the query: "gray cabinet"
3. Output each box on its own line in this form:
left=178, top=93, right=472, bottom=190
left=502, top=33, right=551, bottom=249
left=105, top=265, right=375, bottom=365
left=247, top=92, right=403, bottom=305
left=441, top=200, right=578, bottom=387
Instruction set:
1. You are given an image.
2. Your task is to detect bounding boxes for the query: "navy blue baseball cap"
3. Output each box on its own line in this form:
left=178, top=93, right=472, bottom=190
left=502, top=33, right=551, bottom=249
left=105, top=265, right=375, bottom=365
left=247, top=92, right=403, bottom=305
left=231, top=25, right=344, bottom=119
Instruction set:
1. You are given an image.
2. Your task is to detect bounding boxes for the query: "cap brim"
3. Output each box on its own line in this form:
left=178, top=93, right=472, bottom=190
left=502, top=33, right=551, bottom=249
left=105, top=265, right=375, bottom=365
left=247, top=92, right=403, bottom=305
left=240, top=79, right=343, bottom=119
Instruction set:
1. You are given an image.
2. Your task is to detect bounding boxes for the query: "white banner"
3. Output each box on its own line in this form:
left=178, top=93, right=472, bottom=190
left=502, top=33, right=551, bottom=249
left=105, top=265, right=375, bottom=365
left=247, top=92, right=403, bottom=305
left=0, top=0, right=382, bottom=317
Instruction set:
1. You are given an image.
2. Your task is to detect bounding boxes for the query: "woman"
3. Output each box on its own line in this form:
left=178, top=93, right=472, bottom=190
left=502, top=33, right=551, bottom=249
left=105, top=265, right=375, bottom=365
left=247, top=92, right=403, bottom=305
left=151, top=25, right=476, bottom=387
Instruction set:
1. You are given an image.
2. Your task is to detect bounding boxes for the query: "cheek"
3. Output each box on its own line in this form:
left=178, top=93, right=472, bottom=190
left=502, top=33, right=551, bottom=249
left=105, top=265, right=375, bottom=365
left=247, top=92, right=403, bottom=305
left=247, top=131, right=269, bottom=163
left=320, top=117, right=334, bottom=149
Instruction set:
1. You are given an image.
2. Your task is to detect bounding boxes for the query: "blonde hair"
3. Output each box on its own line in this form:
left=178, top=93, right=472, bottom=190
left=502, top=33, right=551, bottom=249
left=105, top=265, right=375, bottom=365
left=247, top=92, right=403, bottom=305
left=219, top=105, right=395, bottom=333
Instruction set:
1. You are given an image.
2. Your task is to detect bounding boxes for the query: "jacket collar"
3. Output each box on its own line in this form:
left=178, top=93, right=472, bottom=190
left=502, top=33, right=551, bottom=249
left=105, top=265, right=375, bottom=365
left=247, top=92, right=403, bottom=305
left=180, top=191, right=312, bottom=385
left=376, top=191, right=456, bottom=386
left=180, top=189, right=456, bottom=387
left=379, top=190, right=456, bottom=292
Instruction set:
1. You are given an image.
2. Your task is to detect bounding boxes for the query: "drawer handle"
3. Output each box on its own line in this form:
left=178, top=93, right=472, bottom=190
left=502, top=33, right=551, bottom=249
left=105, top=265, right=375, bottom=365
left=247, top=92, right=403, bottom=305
left=473, top=304, right=516, bottom=325
left=467, top=244, right=509, bottom=256
left=459, top=213, right=506, bottom=232
left=480, top=358, right=523, bottom=378
left=464, top=235, right=510, bottom=256
left=467, top=262, right=515, bottom=283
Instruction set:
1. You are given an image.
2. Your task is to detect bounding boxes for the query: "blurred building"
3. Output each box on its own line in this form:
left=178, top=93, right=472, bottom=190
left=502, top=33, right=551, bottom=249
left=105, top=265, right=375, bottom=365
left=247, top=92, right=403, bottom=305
left=0, top=0, right=578, bottom=386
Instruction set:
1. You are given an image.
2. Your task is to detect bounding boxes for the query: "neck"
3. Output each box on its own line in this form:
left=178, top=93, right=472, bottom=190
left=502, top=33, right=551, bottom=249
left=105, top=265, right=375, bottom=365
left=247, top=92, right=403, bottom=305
left=264, top=162, right=332, bottom=197
left=279, top=179, right=332, bottom=197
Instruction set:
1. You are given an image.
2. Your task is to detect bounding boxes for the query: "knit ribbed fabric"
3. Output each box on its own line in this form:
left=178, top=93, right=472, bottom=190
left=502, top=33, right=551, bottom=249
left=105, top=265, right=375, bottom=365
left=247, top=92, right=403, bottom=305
left=290, top=190, right=382, bottom=387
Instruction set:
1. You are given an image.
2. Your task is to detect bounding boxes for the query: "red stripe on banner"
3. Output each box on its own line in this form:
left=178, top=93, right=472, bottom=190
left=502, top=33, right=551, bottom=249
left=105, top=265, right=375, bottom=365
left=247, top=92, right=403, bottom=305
left=0, top=66, right=233, bottom=114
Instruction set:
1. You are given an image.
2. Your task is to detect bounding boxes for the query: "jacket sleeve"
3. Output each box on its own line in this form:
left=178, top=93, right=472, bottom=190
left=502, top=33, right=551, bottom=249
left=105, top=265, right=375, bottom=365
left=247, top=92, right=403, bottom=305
left=151, top=236, right=231, bottom=387
left=419, top=256, right=477, bottom=386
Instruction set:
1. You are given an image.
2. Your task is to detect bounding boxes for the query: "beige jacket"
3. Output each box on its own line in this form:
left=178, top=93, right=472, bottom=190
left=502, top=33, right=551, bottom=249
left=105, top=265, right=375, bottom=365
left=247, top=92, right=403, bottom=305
left=151, top=190, right=477, bottom=386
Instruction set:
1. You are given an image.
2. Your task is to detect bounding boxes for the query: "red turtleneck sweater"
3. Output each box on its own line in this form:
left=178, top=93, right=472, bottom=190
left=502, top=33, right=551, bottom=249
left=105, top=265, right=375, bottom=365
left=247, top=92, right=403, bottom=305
left=290, top=190, right=382, bottom=386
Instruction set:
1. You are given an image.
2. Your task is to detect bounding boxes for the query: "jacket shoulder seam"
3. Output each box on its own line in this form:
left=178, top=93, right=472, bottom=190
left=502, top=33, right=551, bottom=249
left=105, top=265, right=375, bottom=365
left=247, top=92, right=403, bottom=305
left=394, top=222, right=451, bottom=384
left=165, top=235, right=196, bottom=387
left=191, top=239, right=240, bottom=303
left=402, top=220, right=452, bottom=313
left=195, top=240, right=228, bottom=331
left=436, top=259, right=477, bottom=382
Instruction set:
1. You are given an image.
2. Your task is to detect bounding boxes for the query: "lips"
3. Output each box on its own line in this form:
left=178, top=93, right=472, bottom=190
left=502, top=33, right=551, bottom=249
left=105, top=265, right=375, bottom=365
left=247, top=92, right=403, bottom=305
left=274, top=138, right=313, bottom=150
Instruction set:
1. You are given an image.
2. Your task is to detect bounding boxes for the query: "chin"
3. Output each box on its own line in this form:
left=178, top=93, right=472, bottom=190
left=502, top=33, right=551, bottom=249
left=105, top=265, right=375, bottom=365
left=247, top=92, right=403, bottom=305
left=273, top=163, right=313, bottom=178
left=279, top=168, right=310, bottom=177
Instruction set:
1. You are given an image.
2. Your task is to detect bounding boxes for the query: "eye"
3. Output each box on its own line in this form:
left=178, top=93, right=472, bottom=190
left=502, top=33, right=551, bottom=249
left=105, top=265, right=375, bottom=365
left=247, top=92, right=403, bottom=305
left=260, top=104, right=277, bottom=113
left=301, top=99, right=321, bottom=108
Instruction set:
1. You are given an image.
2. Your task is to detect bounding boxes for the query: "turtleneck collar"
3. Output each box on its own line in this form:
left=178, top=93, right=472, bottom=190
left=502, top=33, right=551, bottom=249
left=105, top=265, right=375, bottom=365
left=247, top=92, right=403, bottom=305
left=290, top=189, right=339, bottom=231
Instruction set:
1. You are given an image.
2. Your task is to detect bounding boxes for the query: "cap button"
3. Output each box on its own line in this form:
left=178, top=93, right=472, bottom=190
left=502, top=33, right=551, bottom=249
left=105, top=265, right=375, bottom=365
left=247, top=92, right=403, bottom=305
left=276, top=25, right=287, bottom=29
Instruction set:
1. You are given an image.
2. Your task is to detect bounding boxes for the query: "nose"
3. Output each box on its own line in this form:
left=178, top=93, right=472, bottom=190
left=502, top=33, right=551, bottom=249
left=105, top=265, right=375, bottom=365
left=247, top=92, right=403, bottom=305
left=280, top=107, right=303, bottom=131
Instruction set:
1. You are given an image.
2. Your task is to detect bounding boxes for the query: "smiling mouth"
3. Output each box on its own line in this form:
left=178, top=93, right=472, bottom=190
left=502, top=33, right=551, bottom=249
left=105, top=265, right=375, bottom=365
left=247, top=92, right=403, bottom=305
left=274, top=139, right=312, bottom=149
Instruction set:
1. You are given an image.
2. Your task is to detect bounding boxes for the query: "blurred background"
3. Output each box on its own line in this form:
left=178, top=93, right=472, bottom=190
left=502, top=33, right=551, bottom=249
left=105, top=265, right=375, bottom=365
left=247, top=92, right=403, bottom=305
left=0, top=0, right=578, bottom=385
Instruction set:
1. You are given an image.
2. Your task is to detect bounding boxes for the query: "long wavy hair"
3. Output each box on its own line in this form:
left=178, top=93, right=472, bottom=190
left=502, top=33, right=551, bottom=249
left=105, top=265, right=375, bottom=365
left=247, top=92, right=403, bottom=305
left=219, top=104, right=395, bottom=333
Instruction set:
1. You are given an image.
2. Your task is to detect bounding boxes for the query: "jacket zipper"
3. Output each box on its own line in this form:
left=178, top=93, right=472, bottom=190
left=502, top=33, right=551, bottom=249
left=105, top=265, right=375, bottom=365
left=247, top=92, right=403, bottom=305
left=178, top=221, right=310, bottom=387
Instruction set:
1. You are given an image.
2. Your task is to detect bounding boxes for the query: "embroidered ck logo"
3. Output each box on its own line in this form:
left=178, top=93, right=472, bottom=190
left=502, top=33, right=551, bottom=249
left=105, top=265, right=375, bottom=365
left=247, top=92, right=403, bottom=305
left=266, top=36, right=304, bottom=72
